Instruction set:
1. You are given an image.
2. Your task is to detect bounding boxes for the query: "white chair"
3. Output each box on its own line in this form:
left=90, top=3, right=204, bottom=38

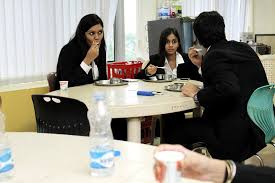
left=259, top=54, right=275, bottom=84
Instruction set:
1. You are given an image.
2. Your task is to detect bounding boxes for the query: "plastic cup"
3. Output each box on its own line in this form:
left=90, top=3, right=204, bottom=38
left=154, top=151, right=184, bottom=183
left=59, top=81, right=68, bottom=90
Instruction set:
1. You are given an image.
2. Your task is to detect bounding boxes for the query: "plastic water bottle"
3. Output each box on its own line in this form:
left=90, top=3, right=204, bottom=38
left=88, top=93, right=114, bottom=177
left=0, top=111, right=14, bottom=181
left=159, top=0, right=170, bottom=19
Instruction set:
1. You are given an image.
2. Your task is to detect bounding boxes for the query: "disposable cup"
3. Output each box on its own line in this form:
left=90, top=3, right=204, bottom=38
left=59, top=81, right=68, bottom=90
left=154, top=151, right=184, bottom=183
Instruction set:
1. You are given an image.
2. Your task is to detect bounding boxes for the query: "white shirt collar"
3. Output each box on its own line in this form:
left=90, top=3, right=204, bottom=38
left=164, top=52, right=184, bottom=78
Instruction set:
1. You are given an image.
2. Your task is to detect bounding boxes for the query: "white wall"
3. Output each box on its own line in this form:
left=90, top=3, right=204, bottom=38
left=254, top=0, right=275, bottom=34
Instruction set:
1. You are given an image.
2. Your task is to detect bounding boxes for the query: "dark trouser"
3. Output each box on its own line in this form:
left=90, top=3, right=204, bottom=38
left=111, top=118, right=127, bottom=141
left=162, top=114, right=242, bottom=161
left=162, top=115, right=217, bottom=148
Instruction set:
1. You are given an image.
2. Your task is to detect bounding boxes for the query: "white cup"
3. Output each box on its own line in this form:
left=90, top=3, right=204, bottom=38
left=59, top=81, right=68, bottom=90
left=154, top=151, right=184, bottom=183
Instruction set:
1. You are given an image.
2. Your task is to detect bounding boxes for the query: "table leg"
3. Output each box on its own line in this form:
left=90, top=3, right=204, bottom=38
left=127, top=117, right=141, bottom=143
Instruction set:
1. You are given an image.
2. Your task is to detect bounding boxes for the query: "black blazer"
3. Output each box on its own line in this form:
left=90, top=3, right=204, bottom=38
left=56, top=39, right=107, bottom=88
left=135, top=53, right=202, bottom=81
left=197, top=40, right=268, bottom=161
left=233, top=163, right=275, bottom=183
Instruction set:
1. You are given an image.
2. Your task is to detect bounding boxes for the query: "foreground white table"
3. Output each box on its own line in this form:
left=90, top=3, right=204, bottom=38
left=7, top=132, right=209, bottom=183
left=48, top=80, right=202, bottom=143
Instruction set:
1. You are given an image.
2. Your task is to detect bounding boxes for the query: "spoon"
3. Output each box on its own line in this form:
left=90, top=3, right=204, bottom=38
left=156, top=66, right=165, bottom=69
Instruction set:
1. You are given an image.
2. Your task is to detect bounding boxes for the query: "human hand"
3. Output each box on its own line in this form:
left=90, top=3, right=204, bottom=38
left=188, top=47, right=203, bottom=68
left=181, top=83, right=200, bottom=98
left=84, top=41, right=100, bottom=65
left=146, top=64, right=157, bottom=75
left=154, top=144, right=226, bottom=183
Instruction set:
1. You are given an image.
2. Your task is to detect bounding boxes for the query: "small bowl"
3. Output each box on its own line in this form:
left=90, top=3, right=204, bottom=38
left=173, top=83, right=184, bottom=90
left=156, top=74, right=165, bottom=80
left=149, top=76, right=157, bottom=81
left=110, top=78, right=121, bottom=84
left=165, top=83, right=184, bottom=92
left=157, top=74, right=173, bottom=80
left=164, top=74, right=173, bottom=80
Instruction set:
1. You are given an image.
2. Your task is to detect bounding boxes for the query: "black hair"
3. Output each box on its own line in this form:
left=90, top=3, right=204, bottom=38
left=71, top=14, right=106, bottom=63
left=193, top=11, right=226, bottom=48
left=158, top=27, right=184, bottom=65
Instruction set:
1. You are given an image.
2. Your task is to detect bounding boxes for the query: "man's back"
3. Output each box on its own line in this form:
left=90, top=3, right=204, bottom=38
left=199, top=39, right=268, bottom=160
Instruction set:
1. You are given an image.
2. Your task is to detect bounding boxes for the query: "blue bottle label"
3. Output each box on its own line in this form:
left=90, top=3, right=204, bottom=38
left=89, top=149, right=114, bottom=169
left=0, top=148, right=14, bottom=174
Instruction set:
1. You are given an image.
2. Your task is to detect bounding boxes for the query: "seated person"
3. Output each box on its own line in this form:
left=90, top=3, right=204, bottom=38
left=135, top=27, right=202, bottom=81
left=56, top=14, right=126, bottom=140
left=154, top=144, right=275, bottom=183
left=56, top=14, right=107, bottom=88
left=165, top=11, right=268, bottom=162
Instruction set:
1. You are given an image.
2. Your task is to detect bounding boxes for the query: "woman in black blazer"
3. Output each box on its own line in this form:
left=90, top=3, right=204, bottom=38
left=56, top=14, right=107, bottom=88
left=135, top=27, right=201, bottom=81
left=56, top=14, right=126, bottom=140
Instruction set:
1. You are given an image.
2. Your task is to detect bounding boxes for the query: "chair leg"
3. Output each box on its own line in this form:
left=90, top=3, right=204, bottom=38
left=270, top=141, right=275, bottom=148
left=150, top=116, right=157, bottom=145
left=253, top=154, right=264, bottom=167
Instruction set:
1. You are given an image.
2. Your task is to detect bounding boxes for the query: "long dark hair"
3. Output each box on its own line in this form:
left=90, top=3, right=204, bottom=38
left=193, top=11, right=226, bottom=48
left=158, top=28, right=184, bottom=65
left=71, top=14, right=106, bottom=63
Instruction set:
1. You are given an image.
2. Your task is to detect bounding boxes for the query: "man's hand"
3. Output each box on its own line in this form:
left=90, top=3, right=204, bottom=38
left=188, top=47, right=203, bottom=68
left=181, top=83, right=200, bottom=98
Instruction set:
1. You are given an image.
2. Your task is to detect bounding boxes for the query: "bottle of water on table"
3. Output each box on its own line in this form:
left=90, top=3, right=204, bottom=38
left=88, top=93, right=114, bottom=176
left=0, top=110, right=14, bottom=181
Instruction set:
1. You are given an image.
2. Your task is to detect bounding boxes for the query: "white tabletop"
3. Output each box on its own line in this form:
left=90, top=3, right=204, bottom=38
left=48, top=80, right=201, bottom=118
left=6, top=132, right=209, bottom=183
left=47, top=80, right=202, bottom=142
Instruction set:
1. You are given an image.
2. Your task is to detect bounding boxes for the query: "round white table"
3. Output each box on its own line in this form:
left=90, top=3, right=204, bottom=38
left=7, top=132, right=209, bottom=183
left=48, top=80, right=202, bottom=142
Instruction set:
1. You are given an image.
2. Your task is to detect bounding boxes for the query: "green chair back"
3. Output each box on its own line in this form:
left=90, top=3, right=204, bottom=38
left=247, top=84, right=275, bottom=143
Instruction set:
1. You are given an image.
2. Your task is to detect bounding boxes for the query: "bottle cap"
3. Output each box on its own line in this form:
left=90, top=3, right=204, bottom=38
left=113, top=150, right=121, bottom=157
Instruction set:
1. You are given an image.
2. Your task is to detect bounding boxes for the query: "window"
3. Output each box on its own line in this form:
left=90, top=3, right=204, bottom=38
left=124, top=0, right=137, bottom=61
left=0, top=0, right=117, bottom=84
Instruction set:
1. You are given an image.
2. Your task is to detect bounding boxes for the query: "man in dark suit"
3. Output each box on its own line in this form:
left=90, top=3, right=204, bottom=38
left=164, top=11, right=269, bottom=162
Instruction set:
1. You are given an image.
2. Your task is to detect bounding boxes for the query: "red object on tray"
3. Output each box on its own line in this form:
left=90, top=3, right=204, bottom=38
left=107, top=61, right=142, bottom=79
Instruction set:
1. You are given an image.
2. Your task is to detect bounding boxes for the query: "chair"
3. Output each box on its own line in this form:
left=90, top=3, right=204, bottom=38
left=259, top=54, right=275, bottom=84
left=31, top=94, right=90, bottom=136
left=107, top=61, right=142, bottom=79
left=247, top=84, right=275, bottom=166
left=47, top=72, right=58, bottom=92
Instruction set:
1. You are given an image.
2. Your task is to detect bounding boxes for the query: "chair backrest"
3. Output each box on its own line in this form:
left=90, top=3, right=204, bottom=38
left=47, top=72, right=58, bottom=92
left=247, top=84, right=275, bottom=143
left=259, top=54, right=275, bottom=84
left=107, top=61, right=142, bottom=79
left=31, top=94, right=90, bottom=136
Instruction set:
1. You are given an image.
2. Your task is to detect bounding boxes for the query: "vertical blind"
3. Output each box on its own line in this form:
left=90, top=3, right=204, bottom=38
left=182, top=0, right=250, bottom=41
left=0, top=0, right=117, bottom=82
